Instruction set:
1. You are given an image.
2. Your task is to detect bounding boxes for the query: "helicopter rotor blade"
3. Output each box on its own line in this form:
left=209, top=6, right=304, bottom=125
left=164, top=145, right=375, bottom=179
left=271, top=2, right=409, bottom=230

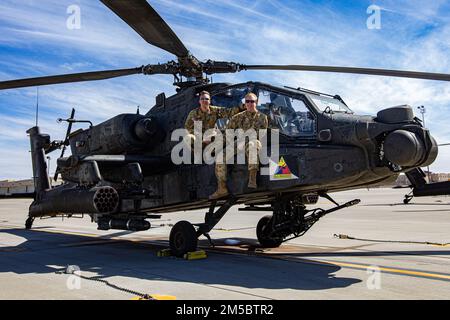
left=101, top=0, right=190, bottom=59
left=0, top=67, right=144, bottom=90
left=241, top=65, right=450, bottom=82
left=438, top=143, right=450, bottom=146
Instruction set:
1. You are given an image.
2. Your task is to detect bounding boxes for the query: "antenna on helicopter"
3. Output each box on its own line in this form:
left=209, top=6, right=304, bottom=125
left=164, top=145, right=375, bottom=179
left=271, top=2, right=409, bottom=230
left=35, top=87, right=39, bottom=126
left=53, top=108, right=76, bottom=182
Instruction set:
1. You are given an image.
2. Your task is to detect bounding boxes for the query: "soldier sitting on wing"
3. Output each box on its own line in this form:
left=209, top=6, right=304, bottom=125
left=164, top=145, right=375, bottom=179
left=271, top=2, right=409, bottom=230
left=210, top=92, right=268, bottom=200
left=184, top=90, right=244, bottom=147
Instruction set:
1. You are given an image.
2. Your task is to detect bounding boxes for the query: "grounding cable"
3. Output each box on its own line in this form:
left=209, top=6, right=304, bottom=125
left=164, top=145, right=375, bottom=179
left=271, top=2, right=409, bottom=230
left=334, top=234, right=449, bottom=247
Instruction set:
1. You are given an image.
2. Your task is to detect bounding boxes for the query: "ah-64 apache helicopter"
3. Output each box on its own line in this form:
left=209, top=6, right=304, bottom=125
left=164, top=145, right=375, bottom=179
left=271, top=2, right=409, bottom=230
left=0, top=0, right=447, bottom=256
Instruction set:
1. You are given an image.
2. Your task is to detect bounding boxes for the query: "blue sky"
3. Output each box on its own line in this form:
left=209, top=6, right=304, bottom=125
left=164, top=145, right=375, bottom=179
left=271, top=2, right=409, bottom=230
left=0, top=0, right=450, bottom=179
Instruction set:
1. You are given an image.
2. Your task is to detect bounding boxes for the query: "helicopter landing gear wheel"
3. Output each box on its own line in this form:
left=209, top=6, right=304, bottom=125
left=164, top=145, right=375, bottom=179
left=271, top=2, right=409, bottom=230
left=169, top=221, right=198, bottom=257
left=256, top=215, right=283, bottom=248
left=25, top=217, right=34, bottom=230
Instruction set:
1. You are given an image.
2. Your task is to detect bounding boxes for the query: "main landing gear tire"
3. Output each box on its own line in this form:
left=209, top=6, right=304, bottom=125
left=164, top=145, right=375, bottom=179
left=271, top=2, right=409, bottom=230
left=169, top=220, right=198, bottom=257
left=256, top=215, right=283, bottom=248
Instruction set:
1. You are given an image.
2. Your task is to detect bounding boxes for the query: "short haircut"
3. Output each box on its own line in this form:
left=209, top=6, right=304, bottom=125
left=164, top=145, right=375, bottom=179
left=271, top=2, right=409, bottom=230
left=245, top=92, right=258, bottom=100
left=199, top=90, right=210, bottom=97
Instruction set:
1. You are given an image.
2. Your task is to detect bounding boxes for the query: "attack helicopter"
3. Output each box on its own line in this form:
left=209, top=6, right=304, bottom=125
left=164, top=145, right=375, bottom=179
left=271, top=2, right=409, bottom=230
left=0, top=0, right=447, bottom=257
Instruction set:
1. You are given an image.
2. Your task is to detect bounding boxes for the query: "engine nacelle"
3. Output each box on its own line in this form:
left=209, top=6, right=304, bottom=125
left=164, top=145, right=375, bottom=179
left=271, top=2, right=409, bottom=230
left=69, top=114, right=165, bottom=156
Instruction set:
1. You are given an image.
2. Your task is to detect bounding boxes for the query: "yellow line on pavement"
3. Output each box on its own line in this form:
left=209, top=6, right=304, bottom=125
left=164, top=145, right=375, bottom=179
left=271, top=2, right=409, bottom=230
left=302, top=258, right=450, bottom=281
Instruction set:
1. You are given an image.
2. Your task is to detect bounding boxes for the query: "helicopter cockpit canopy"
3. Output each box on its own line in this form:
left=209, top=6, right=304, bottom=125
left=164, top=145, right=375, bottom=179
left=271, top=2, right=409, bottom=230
left=211, top=84, right=317, bottom=137
left=307, top=94, right=353, bottom=114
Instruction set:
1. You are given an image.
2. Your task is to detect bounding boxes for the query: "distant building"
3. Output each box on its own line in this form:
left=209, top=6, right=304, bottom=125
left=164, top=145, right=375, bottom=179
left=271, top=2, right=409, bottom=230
left=394, top=171, right=450, bottom=187
left=0, top=179, right=35, bottom=196
left=0, top=178, right=61, bottom=197
left=429, top=172, right=450, bottom=183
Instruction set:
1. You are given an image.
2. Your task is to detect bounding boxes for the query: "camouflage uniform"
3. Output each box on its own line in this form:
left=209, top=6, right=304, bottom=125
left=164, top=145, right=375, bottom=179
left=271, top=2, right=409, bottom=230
left=215, top=110, right=268, bottom=182
left=184, top=105, right=242, bottom=134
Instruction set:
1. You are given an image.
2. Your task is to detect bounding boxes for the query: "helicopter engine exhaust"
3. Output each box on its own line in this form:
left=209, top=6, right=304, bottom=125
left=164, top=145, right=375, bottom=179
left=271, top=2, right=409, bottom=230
left=29, top=186, right=119, bottom=217
left=68, top=114, right=165, bottom=156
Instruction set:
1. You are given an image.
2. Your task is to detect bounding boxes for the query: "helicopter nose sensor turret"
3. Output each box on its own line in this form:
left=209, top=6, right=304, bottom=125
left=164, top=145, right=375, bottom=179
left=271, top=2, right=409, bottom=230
left=366, top=105, right=439, bottom=168
left=383, top=129, right=438, bottom=167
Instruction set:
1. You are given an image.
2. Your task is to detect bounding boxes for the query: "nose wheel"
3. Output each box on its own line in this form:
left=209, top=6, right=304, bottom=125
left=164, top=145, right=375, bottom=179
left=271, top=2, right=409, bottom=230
left=169, top=221, right=198, bottom=257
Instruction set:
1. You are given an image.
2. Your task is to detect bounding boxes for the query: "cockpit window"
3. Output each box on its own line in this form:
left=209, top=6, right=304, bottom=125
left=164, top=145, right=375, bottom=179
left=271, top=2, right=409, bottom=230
left=257, top=89, right=316, bottom=137
left=211, top=86, right=252, bottom=129
left=211, top=87, right=251, bottom=109
left=211, top=86, right=317, bottom=137
left=308, top=94, right=353, bottom=114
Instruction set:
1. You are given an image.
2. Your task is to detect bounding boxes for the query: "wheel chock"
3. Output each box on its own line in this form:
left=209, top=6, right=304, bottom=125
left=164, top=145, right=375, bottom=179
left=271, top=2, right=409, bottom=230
left=183, top=250, right=207, bottom=260
left=157, top=248, right=207, bottom=260
left=150, top=294, right=177, bottom=300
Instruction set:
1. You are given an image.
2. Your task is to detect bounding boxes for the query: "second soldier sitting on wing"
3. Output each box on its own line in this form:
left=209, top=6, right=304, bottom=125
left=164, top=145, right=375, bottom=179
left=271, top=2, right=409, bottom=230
left=210, top=92, right=268, bottom=200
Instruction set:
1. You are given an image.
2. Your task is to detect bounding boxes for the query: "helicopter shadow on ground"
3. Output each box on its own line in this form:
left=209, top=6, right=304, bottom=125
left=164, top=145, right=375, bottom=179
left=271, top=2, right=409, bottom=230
left=0, top=228, right=362, bottom=292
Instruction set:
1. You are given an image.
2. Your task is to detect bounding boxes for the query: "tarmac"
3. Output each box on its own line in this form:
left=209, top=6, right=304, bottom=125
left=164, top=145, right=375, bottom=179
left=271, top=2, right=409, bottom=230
left=0, top=187, right=449, bottom=300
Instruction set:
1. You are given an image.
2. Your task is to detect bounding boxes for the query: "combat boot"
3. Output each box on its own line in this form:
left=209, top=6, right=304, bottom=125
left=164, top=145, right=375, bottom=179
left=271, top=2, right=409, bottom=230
left=248, top=169, right=258, bottom=189
left=209, top=181, right=229, bottom=200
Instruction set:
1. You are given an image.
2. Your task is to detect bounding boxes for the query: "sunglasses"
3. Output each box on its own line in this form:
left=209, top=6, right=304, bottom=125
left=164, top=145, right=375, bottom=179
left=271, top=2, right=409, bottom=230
left=200, top=98, right=210, bottom=101
left=245, top=100, right=257, bottom=104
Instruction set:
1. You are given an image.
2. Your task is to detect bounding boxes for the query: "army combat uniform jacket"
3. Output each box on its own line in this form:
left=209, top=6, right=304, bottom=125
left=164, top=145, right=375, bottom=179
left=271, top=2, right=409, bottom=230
left=227, top=110, right=268, bottom=131
left=184, top=105, right=242, bottom=134
left=215, top=110, right=269, bottom=181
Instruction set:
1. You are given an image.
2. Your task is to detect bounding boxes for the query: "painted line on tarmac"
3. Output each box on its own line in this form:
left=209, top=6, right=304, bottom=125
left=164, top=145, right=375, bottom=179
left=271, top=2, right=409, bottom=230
left=302, top=258, right=450, bottom=281
left=204, top=246, right=450, bottom=282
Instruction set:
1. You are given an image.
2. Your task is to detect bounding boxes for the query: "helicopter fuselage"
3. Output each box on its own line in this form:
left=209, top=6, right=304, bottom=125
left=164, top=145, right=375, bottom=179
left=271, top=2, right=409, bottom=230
left=8, top=0, right=444, bottom=253
left=35, top=81, right=437, bottom=216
